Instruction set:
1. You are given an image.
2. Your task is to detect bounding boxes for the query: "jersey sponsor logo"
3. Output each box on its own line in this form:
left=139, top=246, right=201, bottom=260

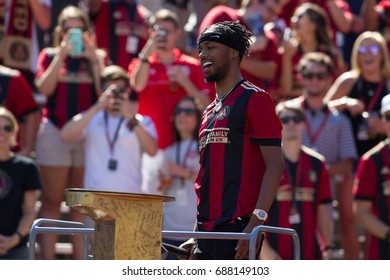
left=276, top=186, right=315, bottom=202
left=198, top=127, right=229, bottom=150
left=58, top=72, right=93, bottom=83
left=216, top=105, right=230, bottom=120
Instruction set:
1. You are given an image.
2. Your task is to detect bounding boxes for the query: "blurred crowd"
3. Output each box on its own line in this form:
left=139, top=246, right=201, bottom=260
left=1, top=0, right=390, bottom=261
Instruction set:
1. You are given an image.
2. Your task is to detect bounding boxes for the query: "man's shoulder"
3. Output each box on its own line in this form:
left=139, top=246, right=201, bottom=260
left=240, top=80, right=267, bottom=93
left=301, top=146, right=326, bottom=163
left=362, top=141, right=387, bottom=161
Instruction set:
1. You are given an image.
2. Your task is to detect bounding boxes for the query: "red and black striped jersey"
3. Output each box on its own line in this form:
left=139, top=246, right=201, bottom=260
left=195, top=80, right=282, bottom=231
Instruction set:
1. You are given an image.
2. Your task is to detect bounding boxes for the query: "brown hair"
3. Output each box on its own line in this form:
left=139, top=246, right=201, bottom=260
left=148, top=9, right=180, bottom=29
left=101, top=65, right=129, bottom=86
left=298, top=52, right=334, bottom=75
left=276, top=100, right=305, bottom=119
left=53, top=5, right=93, bottom=47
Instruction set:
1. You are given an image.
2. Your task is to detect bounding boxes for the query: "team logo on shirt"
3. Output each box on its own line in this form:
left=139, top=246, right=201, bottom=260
left=0, top=170, right=12, bottom=200
left=382, top=180, right=390, bottom=196
left=308, top=170, right=317, bottom=183
left=217, top=105, right=230, bottom=120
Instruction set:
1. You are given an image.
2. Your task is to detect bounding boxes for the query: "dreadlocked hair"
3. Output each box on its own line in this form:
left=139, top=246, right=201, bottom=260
left=203, top=21, right=252, bottom=60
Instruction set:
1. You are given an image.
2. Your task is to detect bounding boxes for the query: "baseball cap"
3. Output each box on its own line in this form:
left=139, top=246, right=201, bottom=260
left=381, top=93, right=390, bottom=114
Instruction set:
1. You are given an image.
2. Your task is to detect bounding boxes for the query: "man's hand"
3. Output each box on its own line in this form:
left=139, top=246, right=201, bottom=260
left=234, top=216, right=263, bottom=260
left=179, top=238, right=197, bottom=260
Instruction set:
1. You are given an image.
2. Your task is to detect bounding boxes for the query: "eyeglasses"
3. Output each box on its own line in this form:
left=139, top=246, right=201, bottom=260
left=0, top=124, right=13, bottom=133
left=358, top=45, right=380, bottom=56
left=384, top=114, right=390, bottom=122
left=174, top=108, right=197, bottom=116
left=280, top=115, right=304, bottom=124
left=302, top=72, right=329, bottom=80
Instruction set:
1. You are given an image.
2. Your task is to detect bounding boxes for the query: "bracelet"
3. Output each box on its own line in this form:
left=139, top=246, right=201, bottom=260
left=127, top=117, right=139, bottom=131
left=138, top=53, right=149, bottom=63
left=15, top=231, right=24, bottom=242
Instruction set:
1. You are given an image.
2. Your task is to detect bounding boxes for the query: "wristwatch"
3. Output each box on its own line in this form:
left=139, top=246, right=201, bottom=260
left=138, top=53, right=149, bottom=63
left=127, top=117, right=140, bottom=131
left=252, top=209, right=268, bottom=222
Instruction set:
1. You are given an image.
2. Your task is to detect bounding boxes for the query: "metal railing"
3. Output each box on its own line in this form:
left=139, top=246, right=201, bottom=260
left=29, top=218, right=300, bottom=260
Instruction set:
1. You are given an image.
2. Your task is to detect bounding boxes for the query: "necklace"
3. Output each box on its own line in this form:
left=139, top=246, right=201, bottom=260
left=215, top=79, right=244, bottom=112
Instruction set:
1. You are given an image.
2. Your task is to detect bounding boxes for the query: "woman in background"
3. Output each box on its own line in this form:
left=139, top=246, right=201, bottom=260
left=160, top=97, right=201, bottom=260
left=0, top=108, right=41, bottom=260
left=34, top=5, right=107, bottom=259
left=325, top=31, right=390, bottom=157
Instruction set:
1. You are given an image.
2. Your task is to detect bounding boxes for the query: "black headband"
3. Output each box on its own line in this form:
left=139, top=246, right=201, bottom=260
left=198, top=31, right=242, bottom=55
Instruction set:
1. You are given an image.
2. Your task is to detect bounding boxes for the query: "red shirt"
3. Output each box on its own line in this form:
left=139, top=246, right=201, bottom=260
left=0, top=66, right=38, bottom=152
left=128, top=48, right=212, bottom=149
left=354, top=141, right=390, bottom=259
left=196, top=80, right=282, bottom=231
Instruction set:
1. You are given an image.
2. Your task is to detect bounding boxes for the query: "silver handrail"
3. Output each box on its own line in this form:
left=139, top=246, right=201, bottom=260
left=29, top=218, right=93, bottom=260
left=29, top=218, right=300, bottom=260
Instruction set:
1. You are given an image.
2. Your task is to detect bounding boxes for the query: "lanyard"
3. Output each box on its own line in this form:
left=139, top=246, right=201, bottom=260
left=104, top=111, right=124, bottom=156
left=360, top=80, right=385, bottom=112
left=176, top=140, right=195, bottom=186
left=285, top=155, right=303, bottom=208
left=302, top=101, right=331, bottom=145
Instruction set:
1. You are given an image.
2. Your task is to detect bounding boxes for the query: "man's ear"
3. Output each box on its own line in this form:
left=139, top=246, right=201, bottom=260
left=231, top=49, right=240, bottom=59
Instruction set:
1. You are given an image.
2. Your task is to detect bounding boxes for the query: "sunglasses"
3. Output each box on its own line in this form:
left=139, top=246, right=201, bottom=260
left=358, top=45, right=380, bottom=56
left=384, top=114, right=390, bottom=122
left=174, top=108, right=197, bottom=116
left=280, top=115, right=304, bottom=124
left=302, top=72, right=329, bottom=80
left=0, top=124, right=13, bottom=133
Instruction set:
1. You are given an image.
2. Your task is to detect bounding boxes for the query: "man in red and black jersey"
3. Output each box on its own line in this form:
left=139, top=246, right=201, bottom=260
left=261, top=101, right=334, bottom=260
left=354, top=93, right=390, bottom=260
left=181, top=21, right=284, bottom=260
left=0, top=65, right=39, bottom=157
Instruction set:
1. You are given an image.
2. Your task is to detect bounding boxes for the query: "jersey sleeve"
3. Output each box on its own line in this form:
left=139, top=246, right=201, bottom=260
left=247, top=90, right=282, bottom=146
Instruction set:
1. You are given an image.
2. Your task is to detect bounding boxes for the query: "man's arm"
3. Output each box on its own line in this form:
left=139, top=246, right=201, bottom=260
left=240, top=58, right=277, bottom=81
left=355, top=200, right=390, bottom=241
left=234, top=145, right=284, bottom=260
left=317, top=203, right=335, bottom=259
left=18, top=111, right=40, bottom=157
left=361, top=0, right=379, bottom=31
left=61, top=94, right=109, bottom=142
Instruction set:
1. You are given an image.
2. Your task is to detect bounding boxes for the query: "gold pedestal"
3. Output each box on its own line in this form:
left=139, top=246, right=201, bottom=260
left=65, top=188, right=174, bottom=260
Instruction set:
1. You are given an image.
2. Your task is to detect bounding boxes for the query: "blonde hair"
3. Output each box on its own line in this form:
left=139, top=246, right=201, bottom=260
left=0, top=107, right=19, bottom=146
left=53, top=5, right=93, bottom=47
left=351, top=31, right=390, bottom=79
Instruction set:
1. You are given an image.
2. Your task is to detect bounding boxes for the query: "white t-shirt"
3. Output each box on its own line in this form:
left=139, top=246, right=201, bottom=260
left=162, top=139, right=199, bottom=236
left=83, top=111, right=157, bottom=193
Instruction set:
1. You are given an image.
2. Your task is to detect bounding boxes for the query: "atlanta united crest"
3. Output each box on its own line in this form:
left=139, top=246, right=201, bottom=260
left=217, top=105, right=231, bottom=120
